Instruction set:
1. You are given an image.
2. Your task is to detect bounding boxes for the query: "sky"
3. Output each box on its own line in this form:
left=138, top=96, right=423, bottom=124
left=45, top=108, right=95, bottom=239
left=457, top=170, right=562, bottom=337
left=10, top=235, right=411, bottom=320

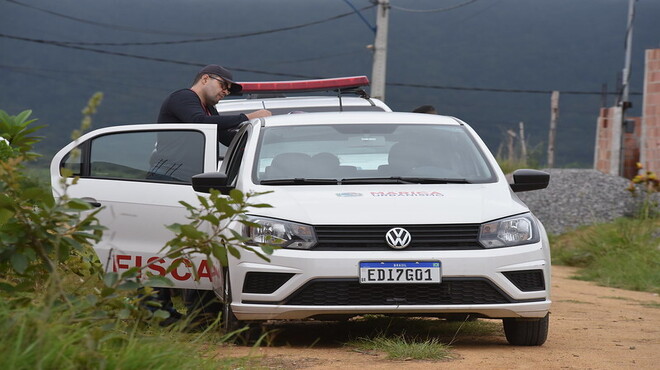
left=1, top=0, right=659, bottom=166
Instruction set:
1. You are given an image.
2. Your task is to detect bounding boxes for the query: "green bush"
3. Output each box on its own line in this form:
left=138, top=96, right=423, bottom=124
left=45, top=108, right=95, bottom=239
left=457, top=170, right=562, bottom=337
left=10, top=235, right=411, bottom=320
left=552, top=218, right=660, bottom=293
left=0, top=109, right=105, bottom=304
left=1, top=104, right=275, bottom=367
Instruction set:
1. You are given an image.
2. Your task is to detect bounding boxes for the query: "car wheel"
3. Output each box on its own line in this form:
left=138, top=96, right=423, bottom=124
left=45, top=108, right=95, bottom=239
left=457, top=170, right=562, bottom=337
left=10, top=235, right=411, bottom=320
left=221, top=269, right=261, bottom=344
left=503, top=313, right=549, bottom=346
left=183, top=289, right=221, bottom=327
left=221, top=270, right=241, bottom=333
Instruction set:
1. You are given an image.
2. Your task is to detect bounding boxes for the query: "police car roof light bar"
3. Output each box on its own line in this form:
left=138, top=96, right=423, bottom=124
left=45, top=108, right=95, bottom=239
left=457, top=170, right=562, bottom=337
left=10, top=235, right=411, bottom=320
left=239, top=76, right=370, bottom=94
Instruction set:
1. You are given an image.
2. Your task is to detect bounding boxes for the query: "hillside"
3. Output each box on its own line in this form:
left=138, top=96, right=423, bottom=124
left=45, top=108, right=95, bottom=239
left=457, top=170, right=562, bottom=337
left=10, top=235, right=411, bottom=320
left=1, top=0, right=658, bottom=166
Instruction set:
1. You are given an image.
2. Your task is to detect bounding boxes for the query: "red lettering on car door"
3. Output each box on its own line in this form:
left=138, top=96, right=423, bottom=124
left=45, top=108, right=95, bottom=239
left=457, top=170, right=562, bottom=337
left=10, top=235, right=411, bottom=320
left=171, top=258, right=192, bottom=281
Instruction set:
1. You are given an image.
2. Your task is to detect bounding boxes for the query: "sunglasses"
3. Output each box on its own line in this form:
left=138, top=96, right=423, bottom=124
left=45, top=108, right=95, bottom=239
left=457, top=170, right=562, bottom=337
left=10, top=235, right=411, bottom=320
left=208, top=75, right=232, bottom=91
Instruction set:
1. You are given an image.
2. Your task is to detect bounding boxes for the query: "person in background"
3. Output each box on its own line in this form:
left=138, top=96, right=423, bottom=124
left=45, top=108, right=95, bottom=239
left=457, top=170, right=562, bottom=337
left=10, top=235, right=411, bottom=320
left=412, top=105, right=438, bottom=114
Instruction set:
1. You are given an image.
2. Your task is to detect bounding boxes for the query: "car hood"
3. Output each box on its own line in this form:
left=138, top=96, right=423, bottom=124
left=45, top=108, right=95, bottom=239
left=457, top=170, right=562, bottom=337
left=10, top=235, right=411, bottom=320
left=247, top=183, right=529, bottom=225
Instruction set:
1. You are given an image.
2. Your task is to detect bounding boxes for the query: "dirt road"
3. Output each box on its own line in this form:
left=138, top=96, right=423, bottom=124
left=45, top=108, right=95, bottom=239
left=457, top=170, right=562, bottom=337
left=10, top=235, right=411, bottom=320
left=213, top=266, right=660, bottom=369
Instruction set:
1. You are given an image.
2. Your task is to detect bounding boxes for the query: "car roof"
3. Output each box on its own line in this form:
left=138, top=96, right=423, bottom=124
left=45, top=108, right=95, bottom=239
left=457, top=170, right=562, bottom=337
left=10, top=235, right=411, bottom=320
left=216, top=96, right=391, bottom=115
left=257, top=111, right=463, bottom=127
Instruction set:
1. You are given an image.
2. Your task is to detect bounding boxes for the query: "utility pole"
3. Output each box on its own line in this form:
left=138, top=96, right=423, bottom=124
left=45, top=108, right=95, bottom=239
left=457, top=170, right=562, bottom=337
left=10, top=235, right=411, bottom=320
left=370, top=0, right=390, bottom=101
left=617, top=0, right=636, bottom=176
left=547, top=91, right=559, bottom=168
left=621, top=0, right=635, bottom=106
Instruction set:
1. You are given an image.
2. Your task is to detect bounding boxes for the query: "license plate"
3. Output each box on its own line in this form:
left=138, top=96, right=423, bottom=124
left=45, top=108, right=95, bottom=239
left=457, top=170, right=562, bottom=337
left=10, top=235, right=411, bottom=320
left=359, top=261, right=441, bottom=284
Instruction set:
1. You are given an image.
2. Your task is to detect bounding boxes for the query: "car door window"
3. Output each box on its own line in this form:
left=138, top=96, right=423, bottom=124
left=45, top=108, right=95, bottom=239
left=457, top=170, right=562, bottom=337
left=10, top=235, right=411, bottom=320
left=62, top=130, right=206, bottom=184
left=225, top=133, right=248, bottom=186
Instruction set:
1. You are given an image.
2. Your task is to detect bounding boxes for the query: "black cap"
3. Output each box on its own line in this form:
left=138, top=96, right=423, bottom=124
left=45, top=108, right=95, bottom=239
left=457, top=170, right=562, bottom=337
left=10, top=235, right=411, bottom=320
left=198, top=64, right=243, bottom=94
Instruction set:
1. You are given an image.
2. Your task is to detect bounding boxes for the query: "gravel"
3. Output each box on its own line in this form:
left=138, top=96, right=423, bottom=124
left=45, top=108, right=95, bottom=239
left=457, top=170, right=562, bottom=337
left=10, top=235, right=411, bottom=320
left=515, top=169, right=650, bottom=235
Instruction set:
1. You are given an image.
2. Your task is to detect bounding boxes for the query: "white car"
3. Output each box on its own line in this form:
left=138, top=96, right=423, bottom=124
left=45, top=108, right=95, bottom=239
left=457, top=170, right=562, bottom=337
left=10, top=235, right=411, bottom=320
left=51, top=78, right=551, bottom=346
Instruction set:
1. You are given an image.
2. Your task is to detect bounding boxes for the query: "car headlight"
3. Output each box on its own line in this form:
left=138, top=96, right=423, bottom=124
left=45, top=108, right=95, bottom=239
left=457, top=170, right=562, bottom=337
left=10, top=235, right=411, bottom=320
left=243, top=216, right=317, bottom=249
left=479, top=213, right=540, bottom=248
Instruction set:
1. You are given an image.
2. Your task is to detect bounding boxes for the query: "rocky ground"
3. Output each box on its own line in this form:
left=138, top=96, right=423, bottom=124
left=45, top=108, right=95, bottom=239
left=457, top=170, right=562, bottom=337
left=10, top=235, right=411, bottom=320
left=212, top=265, right=660, bottom=369
left=515, top=168, right=651, bottom=235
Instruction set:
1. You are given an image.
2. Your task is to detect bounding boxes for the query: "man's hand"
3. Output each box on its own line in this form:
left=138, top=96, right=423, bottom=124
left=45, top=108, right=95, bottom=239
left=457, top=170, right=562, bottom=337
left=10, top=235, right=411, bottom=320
left=245, top=109, right=272, bottom=120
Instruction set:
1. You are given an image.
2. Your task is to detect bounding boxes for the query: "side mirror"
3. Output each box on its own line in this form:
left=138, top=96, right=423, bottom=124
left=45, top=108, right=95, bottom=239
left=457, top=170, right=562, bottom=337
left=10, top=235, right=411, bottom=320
left=510, top=169, right=550, bottom=192
left=191, top=172, right=233, bottom=194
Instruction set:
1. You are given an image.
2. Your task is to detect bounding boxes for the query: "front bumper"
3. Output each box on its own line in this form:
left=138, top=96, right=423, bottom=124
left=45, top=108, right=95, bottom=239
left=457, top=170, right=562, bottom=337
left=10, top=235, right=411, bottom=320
left=222, top=243, right=551, bottom=320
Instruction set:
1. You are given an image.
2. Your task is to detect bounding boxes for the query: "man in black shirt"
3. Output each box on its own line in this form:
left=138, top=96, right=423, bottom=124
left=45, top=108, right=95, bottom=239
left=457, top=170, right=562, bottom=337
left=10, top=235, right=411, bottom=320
left=151, top=65, right=271, bottom=182
left=158, top=64, right=270, bottom=129
left=149, top=65, right=270, bottom=325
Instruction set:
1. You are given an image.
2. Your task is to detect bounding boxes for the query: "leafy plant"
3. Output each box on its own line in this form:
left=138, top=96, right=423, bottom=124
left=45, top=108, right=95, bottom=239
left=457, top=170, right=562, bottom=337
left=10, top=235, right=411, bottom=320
left=0, top=109, right=104, bottom=305
left=163, top=188, right=274, bottom=278
left=1, top=100, right=276, bottom=367
left=627, top=162, right=659, bottom=219
left=1, top=105, right=157, bottom=323
left=0, top=109, right=45, bottom=159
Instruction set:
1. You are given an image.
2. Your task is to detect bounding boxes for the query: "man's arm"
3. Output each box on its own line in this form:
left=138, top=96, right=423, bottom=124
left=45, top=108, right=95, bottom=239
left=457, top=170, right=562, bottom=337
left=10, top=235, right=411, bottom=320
left=245, top=109, right=272, bottom=120
left=159, top=89, right=247, bottom=128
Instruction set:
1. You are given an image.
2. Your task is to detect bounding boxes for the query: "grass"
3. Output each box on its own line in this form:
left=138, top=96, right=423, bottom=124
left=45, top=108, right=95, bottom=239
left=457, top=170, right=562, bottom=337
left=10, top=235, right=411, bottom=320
left=347, top=334, right=452, bottom=361
left=0, top=297, right=253, bottom=370
left=551, top=217, right=660, bottom=294
left=340, top=315, right=501, bottom=360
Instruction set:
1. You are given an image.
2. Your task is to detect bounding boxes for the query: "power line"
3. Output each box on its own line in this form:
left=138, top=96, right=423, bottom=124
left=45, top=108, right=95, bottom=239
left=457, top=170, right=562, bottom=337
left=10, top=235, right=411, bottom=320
left=0, top=63, right=172, bottom=93
left=0, top=35, right=643, bottom=97
left=0, top=33, right=321, bottom=79
left=5, top=0, right=232, bottom=37
left=387, top=81, right=642, bottom=96
left=390, top=0, right=480, bottom=13
left=267, top=50, right=367, bottom=66
left=5, top=0, right=376, bottom=46
left=0, top=64, right=163, bottom=102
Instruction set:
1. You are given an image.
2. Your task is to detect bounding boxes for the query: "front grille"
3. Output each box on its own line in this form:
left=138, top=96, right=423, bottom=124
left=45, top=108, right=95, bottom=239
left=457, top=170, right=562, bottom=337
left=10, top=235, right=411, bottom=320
left=502, top=270, right=546, bottom=292
left=313, top=224, right=482, bottom=250
left=278, top=278, right=516, bottom=306
left=242, top=272, right=295, bottom=294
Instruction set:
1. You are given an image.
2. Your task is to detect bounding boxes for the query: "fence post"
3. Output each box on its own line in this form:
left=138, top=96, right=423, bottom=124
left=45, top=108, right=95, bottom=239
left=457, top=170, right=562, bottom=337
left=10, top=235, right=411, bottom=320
left=547, top=91, right=560, bottom=168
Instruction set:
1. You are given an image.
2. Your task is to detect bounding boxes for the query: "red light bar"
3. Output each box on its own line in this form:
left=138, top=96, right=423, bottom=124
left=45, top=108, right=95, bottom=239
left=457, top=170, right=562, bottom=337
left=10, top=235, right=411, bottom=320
left=238, top=76, right=370, bottom=94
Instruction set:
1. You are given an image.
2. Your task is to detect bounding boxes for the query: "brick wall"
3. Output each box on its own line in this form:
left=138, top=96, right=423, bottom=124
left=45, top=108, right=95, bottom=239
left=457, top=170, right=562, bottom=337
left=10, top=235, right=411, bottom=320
left=622, top=116, right=641, bottom=179
left=594, top=48, right=660, bottom=178
left=594, top=106, right=624, bottom=176
left=641, top=49, right=660, bottom=174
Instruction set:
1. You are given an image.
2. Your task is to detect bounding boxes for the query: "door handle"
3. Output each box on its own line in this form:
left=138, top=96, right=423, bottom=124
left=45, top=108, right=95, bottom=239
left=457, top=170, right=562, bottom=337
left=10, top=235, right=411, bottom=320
left=81, top=197, right=102, bottom=208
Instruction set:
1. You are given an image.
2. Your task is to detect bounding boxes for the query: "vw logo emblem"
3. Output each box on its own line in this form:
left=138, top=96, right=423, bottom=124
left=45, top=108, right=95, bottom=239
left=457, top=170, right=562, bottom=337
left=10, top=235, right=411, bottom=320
left=385, top=227, right=412, bottom=249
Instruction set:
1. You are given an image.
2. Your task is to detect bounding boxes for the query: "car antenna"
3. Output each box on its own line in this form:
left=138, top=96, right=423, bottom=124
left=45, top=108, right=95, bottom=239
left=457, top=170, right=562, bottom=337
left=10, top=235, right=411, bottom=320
left=337, top=89, right=344, bottom=112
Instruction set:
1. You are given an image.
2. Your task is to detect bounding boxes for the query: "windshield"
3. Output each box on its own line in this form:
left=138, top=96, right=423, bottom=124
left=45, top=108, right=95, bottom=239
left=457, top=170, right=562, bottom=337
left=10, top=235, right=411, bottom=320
left=253, top=124, right=496, bottom=184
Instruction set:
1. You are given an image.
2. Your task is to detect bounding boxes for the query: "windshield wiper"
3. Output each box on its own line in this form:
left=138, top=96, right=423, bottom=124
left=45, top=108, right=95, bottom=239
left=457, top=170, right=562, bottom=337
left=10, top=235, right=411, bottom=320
left=260, top=178, right=339, bottom=185
left=339, top=177, right=471, bottom=184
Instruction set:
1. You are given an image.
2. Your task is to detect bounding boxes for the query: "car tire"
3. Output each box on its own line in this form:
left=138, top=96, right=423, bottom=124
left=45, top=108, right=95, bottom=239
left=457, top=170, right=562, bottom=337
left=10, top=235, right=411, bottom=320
left=183, top=289, right=222, bottom=326
left=503, top=314, right=549, bottom=346
left=222, top=269, right=261, bottom=344
left=221, top=271, right=241, bottom=333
